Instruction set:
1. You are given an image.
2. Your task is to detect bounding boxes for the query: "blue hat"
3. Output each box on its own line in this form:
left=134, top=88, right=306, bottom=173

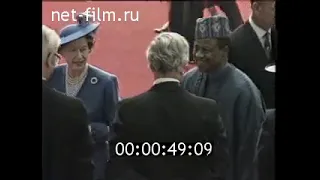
left=195, top=14, right=231, bottom=40
left=60, top=12, right=100, bottom=45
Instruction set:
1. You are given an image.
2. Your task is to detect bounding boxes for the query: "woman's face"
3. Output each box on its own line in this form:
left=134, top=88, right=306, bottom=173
left=59, top=37, right=90, bottom=71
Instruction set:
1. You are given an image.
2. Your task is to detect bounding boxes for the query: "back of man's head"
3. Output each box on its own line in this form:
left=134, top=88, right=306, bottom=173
left=146, top=32, right=189, bottom=76
left=42, top=25, right=60, bottom=64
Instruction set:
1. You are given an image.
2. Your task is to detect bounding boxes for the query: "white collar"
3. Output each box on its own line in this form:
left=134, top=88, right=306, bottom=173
left=153, top=78, right=180, bottom=85
left=249, top=15, right=271, bottom=39
left=42, top=77, right=46, bottom=81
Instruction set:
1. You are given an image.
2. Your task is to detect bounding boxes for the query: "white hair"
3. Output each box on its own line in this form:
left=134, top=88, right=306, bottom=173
left=42, top=25, right=60, bottom=63
left=146, top=32, right=189, bottom=74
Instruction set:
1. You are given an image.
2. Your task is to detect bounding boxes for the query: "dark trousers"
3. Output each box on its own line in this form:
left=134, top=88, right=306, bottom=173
left=168, top=1, right=243, bottom=61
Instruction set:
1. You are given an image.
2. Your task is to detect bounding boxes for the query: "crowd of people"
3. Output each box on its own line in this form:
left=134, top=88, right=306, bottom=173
left=42, top=0, right=275, bottom=180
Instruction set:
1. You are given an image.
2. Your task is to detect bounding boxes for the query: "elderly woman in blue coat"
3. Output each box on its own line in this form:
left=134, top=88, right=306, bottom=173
left=47, top=13, right=120, bottom=180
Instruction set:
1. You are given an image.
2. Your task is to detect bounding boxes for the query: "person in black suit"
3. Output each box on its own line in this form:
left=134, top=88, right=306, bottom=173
left=229, top=0, right=276, bottom=109
left=155, top=0, right=243, bottom=63
left=42, top=25, right=93, bottom=180
left=106, top=32, right=229, bottom=180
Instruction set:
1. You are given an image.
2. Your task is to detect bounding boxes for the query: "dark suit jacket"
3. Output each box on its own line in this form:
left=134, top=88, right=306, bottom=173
left=42, top=81, right=93, bottom=180
left=107, top=82, right=229, bottom=180
left=229, top=21, right=277, bottom=109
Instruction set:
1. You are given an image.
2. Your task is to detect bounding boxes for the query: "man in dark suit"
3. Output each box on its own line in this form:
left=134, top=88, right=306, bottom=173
left=42, top=25, right=93, bottom=180
left=107, top=32, right=229, bottom=180
left=229, top=0, right=276, bottom=109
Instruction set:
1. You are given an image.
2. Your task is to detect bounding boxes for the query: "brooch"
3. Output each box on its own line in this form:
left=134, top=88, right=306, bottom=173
left=90, top=77, right=98, bottom=84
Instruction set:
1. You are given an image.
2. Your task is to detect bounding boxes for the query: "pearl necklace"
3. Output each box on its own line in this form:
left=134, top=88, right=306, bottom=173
left=65, top=65, right=88, bottom=97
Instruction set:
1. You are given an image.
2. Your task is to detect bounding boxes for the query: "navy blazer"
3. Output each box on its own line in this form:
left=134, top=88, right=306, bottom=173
left=48, top=64, right=120, bottom=126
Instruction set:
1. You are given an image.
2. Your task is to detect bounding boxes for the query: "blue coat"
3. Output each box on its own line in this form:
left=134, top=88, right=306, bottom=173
left=48, top=64, right=120, bottom=180
left=182, top=63, right=266, bottom=180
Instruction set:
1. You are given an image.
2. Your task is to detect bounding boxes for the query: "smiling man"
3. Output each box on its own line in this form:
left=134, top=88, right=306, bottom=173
left=182, top=15, right=266, bottom=180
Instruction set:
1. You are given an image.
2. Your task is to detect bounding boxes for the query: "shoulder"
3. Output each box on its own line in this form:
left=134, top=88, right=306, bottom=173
left=184, top=67, right=198, bottom=79
left=54, top=63, right=67, bottom=73
left=43, top=85, right=87, bottom=126
left=191, top=93, right=218, bottom=109
left=46, top=85, right=85, bottom=112
left=117, top=89, right=219, bottom=118
left=232, top=65, right=258, bottom=91
left=88, top=65, right=118, bottom=88
left=117, top=93, right=146, bottom=110
left=231, top=66, right=263, bottom=103
left=49, top=64, right=67, bottom=80
left=182, top=67, right=199, bottom=85
left=89, top=65, right=118, bottom=81
left=185, top=93, right=221, bottom=126
left=230, top=22, right=249, bottom=43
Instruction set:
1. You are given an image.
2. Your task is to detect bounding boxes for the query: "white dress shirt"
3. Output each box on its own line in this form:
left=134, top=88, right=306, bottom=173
left=153, top=78, right=180, bottom=85
left=248, top=15, right=272, bottom=50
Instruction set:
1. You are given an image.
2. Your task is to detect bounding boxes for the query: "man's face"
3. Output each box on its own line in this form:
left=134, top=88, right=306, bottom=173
left=253, top=1, right=275, bottom=29
left=194, top=38, right=227, bottom=73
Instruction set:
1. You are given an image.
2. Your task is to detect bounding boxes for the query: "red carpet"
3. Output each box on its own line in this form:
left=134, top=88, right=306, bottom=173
left=42, top=1, right=251, bottom=98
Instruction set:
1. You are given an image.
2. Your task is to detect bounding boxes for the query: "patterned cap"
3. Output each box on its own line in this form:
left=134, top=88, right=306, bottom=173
left=59, top=11, right=100, bottom=45
left=195, top=14, right=231, bottom=40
